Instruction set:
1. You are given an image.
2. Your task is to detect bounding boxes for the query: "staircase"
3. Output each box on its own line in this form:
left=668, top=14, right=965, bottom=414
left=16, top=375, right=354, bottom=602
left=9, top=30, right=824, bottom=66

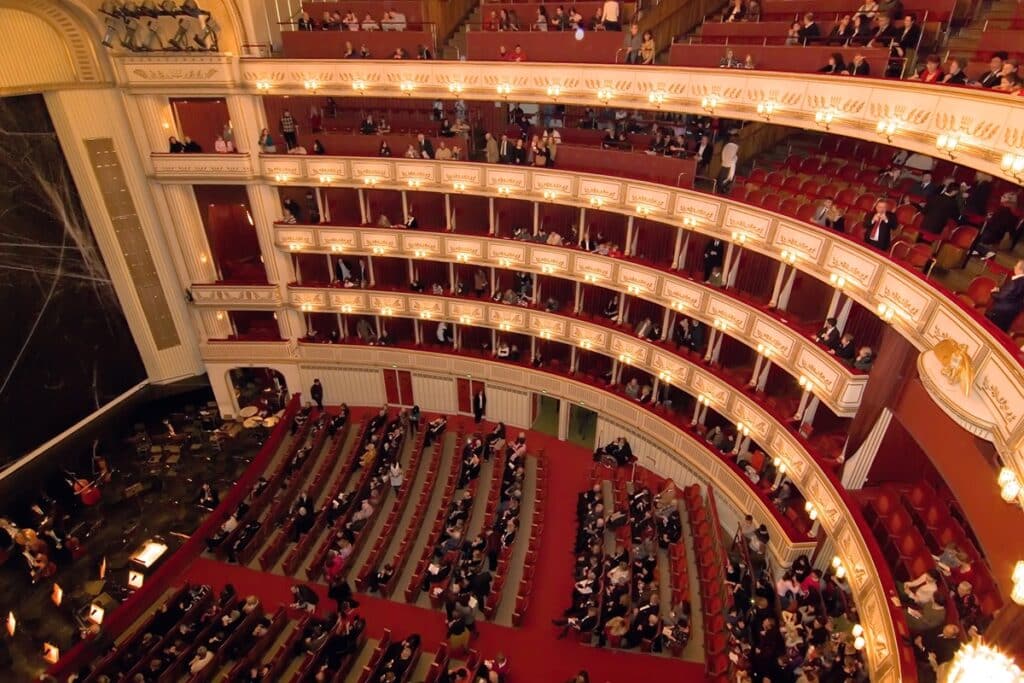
left=442, top=2, right=484, bottom=60
left=944, top=0, right=1019, bottom=56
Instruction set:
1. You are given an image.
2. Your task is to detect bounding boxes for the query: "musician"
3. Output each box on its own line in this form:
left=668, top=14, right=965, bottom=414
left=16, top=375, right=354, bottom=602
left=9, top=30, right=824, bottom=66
left=197, top=483, right=220, bottom=510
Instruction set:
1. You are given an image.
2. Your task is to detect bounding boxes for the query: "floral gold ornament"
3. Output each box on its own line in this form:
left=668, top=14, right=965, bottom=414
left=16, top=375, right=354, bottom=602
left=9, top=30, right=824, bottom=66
left=932, top=338, right=975, bottom=396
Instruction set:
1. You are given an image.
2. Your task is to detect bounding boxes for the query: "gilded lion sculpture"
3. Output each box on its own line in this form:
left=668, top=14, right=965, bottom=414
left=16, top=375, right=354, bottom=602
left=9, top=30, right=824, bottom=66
left=932, top=338, right=975, bottom=397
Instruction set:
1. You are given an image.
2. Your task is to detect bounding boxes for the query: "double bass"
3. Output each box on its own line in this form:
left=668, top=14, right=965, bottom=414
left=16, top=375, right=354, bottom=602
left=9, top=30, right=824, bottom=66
left=65, top=470, right=102, bottom=506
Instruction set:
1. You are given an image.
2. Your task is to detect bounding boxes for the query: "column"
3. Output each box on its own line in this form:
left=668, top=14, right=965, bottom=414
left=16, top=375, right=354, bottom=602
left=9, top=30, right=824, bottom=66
left=726, top=248, right=743, bottom=288
left=574, top=282, right=582, bottom=314
left=703, top=329, right=718, bottom=363
left=488, top=197, right=495, bottom=235
left=156, top=184, right=220, bottom=285
left=127, top=94, right=176, bottom=160
left=835, top=297, right=855, bottom=331
left=675, top=232, right=690, bottom=271
left=624, top=216, right=635, bottom=257
left=756, top=361, right=772, bottom=392
left=557, top=398, right=570, bottom=441
left=841, top=409, right=893, bottom=489
left=777, top=267, right=798, bottom=311
left=826, top=289, right=843, bottom=319
left=224, top=94, right=268, bottom=156
left=801, top=396, right=821, bottom=430
left=444, top=193, right=452, bottom=231
left=533, top=202, right=540, bottom=236
left=768, top=263, right=789, bottom=309
left=358, top=189, right=368, bottom=224
left=246, top=184, right=294, bottom=286
left=749, top=354, right=765, bottom=387
left=401, top=190, right=409, bottom=222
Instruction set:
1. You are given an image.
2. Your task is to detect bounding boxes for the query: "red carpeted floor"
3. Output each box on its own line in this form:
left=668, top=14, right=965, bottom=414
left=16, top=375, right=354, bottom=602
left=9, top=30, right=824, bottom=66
left=178, top=418, right=707, bottom=682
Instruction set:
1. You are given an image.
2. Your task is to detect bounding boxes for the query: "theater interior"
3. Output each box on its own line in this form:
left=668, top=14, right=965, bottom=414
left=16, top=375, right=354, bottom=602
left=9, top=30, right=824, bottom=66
left=2, top=0, right=1024, bottom=681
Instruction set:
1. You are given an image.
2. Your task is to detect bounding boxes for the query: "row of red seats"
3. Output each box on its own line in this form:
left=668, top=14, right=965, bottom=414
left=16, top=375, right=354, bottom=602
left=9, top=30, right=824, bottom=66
left=120, top=588, right=214, bottom=682
left=256, top=421, right=335, bottom=571
left=404, top=431, right=464, bottom=603
left=480, top=449, right=513, bottom=619
left=355, top=628, right=392, bottom=683
left=226, top=606, right=289, bottom=680
left=683, top=485, right=732, bottom=682
left=281, top=419, right=356, bottom=575
left=234, top=417, right=318, bottom=566
left=352, top=427, right=430, bottom=589
left=510, top=450, right=547, bottom=626
left=422, top=643, right=451, bottom=683
left=187, top=602, right=267, bottom=682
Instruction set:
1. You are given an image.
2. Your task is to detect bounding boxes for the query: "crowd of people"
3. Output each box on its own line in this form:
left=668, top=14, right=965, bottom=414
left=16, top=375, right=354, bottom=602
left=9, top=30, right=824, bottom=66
left=812, top=318, right=876, bottom=371
left=295, top=7, right=411, bottom=32
left=482, top=1, right=626, bottom=33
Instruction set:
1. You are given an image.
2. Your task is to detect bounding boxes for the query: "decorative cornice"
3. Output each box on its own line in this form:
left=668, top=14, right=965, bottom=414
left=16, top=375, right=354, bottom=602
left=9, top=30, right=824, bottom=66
left=119, top=55, right=1024, bottom=185
left=191, top=283, right=281, bottom=307
left=196, top=340, right=905, bottom=683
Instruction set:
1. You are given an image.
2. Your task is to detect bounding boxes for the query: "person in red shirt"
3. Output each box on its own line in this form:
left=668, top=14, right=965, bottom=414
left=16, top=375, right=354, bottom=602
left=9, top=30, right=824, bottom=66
left=512, top=44, right=527, bottom=62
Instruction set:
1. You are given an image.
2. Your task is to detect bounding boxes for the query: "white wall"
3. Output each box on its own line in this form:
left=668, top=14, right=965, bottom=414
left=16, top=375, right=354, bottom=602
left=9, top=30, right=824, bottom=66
left=299, top=366, right=386, bottom=408
left=483, top=385, right=532, bottom=430
left=410, top=373, right=459, bottom=414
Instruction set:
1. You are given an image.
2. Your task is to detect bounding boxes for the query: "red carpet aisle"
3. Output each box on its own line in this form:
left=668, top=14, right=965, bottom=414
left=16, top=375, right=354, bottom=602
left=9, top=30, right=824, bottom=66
left=180, top=418, right=707, bottom=682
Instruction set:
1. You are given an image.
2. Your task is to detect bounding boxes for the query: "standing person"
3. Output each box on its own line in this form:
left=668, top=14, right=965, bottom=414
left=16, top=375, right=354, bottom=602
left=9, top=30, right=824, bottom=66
left=473, top=389, right=487, bottom=424
left=389, top=461, right=404, bottom=493
left=280, top=109, right=298, bottom=150
left=716, top=133, right=739, bottom=194
left=311, top=378, right=324, bottom=410
left=485, top=133, right=499, bottom=164
left=410, top=405, right=421, bottom=433
left=863, top=198, right=896, bottom=251
left=702, top=239, right=724, bottom=283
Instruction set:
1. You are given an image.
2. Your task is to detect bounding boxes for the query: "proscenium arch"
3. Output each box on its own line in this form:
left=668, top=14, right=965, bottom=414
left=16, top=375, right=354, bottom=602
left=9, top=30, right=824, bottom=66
left=196, top=339, right=909, bottom=682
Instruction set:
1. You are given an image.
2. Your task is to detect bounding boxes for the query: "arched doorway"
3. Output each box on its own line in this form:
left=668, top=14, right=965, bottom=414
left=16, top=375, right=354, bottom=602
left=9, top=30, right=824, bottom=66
left=228, top=367, right=287, bottom=414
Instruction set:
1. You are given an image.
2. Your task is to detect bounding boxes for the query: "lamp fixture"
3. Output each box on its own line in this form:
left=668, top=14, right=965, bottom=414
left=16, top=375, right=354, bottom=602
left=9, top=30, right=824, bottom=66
left=627, top=284, right=641, bottom=295
left=1012, top=560, right=1024, bottom=605
left=682, top=214, right=699, bottom=228
left=648, top=90, right=667, bottom=107
left=542, top=189, right=559, bottom=201
left=419, top=310, right=432, bottom=319
left=352, top=80, right=367, bottom=94
left=876, top=301, right=898, bottom=322
left=773, top=457, right=787, bottom=475
left=583, top=273, right=600, bottom=283
left=876, top=117, right=900, bottom=142
left=128, top=571, right=144, bottom=589
left=596, top=87, right=614, bottom=103
left=303, top=79, right=319, bottom=93
left=274, top=173, right=290, bottom=183
left=851, top=624, right=865, bottom=650
left=814, top=108, right=835, bottom=130
left=452, top=181, right=467, bottom=192
left=380, top=306, right=394, bottom=316
left=780, top=249, right=799, bottom=264
left=756, top=343, right=774, bottom=358
left=459, top=315, right=472, bottom=325
left=288, top=242, right=302, bottom=251
left=731, top=230, right=747, bottom=244
left=456, top=252, right=471, bottom=263
left=399, top=80, right=416, bottom=94
left=496, top=83, right=512, bottom=97
left=999, top=467, right=1021, bottom=504
left=618, top=353, right=633, bottom=365
left=499, top=321, right=511, bottom=331
left=497, top=185, right=512, bottom=196
left=340, top=304, right=353, bottom=313
left=329, top=244, right=344, bottom=253
left=756, top=100, right=777, bottom=120
left=589, top=196, right=605, bottom=207
left=636, top=204, right=653, bottom=217
left=539, top=329, right=553, bottom=340
left=300, top=302, right=312, bottom=312
left=832, top=555, right=847, bottom=580
left=540, top=264, right=555, bottom=274
left=363, top=176, right=379, bottom=186
left=804, top=500, right=818, bottom=521
left=945, top=641, right=1022, bottom=683
left=701, top=94, right=719, bottom=113
left=407, top=178, right=423, bottom=189
left=498, top=257, right=514, bottom=268
left=546, top=84, right=562, bottom=98
left=936, top=132, right=960, bottom=159
left=318, top=174, right=333, bottom=184
left=798, top=374, right=811, bottom=388
left=579, top=339, right=593, bottom=350
left=829, top=272, right=847, bottom=289
left=371, top=245, right=386, bottom=255
left=88, top=603, right=105, bottom=625
left=698, top=394, right=712, bottom=407
left=1000, top=152, right=1024, bottom=180
left=713, top=318, right=729, bottom=330
left=448, top=82, right=464, bottom=94
left=671, top=300, right=687, bottom=311
left=736, top=421, right=751, bottom=437
left=658, top=370, right=672, bottom=382
left=413, top=249, right=428, bottom=258
left=255, top=80, right=271, bottom=92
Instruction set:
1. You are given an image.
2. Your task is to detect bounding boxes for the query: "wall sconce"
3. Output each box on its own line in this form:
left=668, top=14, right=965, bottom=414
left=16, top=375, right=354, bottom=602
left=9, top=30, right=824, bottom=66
left=52, top=584, right=63, bottom=606
left=579, top=339, right=593, bottom=349
left=459, top=315, right=472, bottom=325
left=756, top=343, right=774, bottom=358
left=43, top=643, right=59, bottom=664
left=6, top=612, right=14, bottom=637
left=407, top=178, right=423, bottom=189
left=1011, top=561, right=1024, bottom=605
left=288, top=242, right=302, bottom=251
left=583, top=273, right=600, bottom=283
left=780, top=249, right=799, bottom=264
left=128, top=571, right=144, bottom=589
left=701, top=95, right=719, bottom=114
left=589, top=196, right=605, bottom=208
left=596, top=87, right=614, bottom=103
left=340, top=304, right=353, bottom=313
left=936, top=132, right=960, bottom=159
left=945, top=641, right=1022, bottom=682
left=499, top=321, right=512, bottom=331
left=876, top=301, right=898, bottom=322
left=456, top=252, right=471, bottom=263
left=851, top=624, right=865, bottom=650
left=300, top=302, right=313, bottom=312
left=363, top=176, right=379, bottom=186
left=371, top=245, right=387, bottom=255
left=698, top=394, right=712, bottom=407
left=413, top=249, right=428, bottom=258
left=713, top=318, right=729, bottom=330
left=453, top=181, right=467, bottom=192
left=546, top=84, right=562, bottom=99
left=88, top=603, right=105, bottom=625
left=618, top=353, right=633, bottom=364
left=352, top=80, right=367, bottom=94
left=756, top=100, right=776, bottom=120
left=682, top=214, right=699, bottom=228
left=658, top=370, right=672, bottom=383
left=876, top=117, right=900, bottom=142
left=496, top=83, right=512, bottom=98
left=539, top=329, right=553, bottom=340
left=648, top=90, right=667, bottom=107
left=999, top=467, right=1021, bottom=504
left=199, top=253, right=208, bottom=264
left=773, top=457, right=787, bottom=476
left=671, top=300, right=687, bottom=311
left=274, top=173, right=290, bottom=183
left=380, top=306, right=394, bottom=316
left=636, top=204, right=653, bottom=217
left=399, top=80, right=416, bottom=94
left=1000, top=152, right=1024, bottom=180
left=829, top=272, right=847, bottom=289
left=329, top=244, right=344, bottom=253
left=215, top=311, right=225, bottom=322
left=626, top=284, right=643, bottom=295
left=542, top=189, right=559, bottom=201
left=497, top=186, right=512, bottom=196
left=448, top=82, right=463, bottom=94
left=804, top=500, right=819, bottom=521
left=731, top=230, right=747, bottom=244
left=736, top=421, right=751, bottom=437
left=255, top=80, right=271, bottom=92
left=832, top=555, right=847, bottom=580
left=318, top=174, right=333, bottom=184
left=798, top=374, right=813, bottom=390
left=540, top=264, right=556, bottom=274
left=814, top=109, right=835, bottom=130
left=419, top=310, right=433, bottom=319
left=303, top=79, right=319, bottom=93
left=498, top=257, right=514, bottom=268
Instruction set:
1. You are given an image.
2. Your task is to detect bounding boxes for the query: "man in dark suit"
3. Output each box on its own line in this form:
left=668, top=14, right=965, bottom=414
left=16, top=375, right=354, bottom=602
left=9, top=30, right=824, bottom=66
left=891, top=14, right=921, bottom=59
left=977, top=52, right=1008, bottom=88
left=987, top=260, right=1024, bottom=331
left=814, top=318, right=841, bottom=348
left=498, top=135, right=511, bottom=164
left=404, top=208, right=418, bottom=229
left=310, top=378, right=324, bottom=410
left=702, top=239, right=724, bottom=282
left=416, top=133, right=434, bottom=159
left=846, top=54, right=870, bottom=76
left=694, top=135, right=713, bottom=174
left=916, top=183, right=960, bottom=236
left=864, top=199, right=897, bottom=251
left=971, top=193, right=1021, bottom=258
left=473, top=389, right=486, bottom=424
left=909, top=172, right=940, bottom=200
left=797, top=13, right=821, bottom=44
